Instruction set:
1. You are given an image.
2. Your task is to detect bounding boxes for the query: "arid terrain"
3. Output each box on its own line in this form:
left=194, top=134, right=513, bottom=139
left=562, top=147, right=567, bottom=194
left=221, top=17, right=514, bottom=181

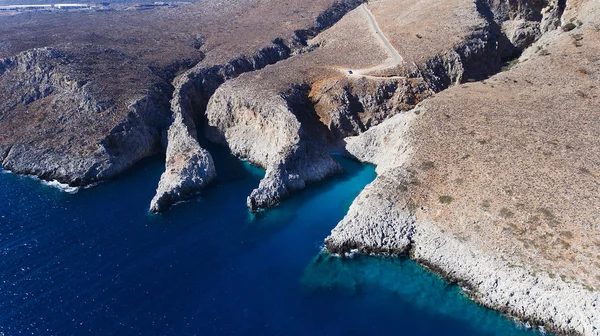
left=1, top=0, right=599, bottom=334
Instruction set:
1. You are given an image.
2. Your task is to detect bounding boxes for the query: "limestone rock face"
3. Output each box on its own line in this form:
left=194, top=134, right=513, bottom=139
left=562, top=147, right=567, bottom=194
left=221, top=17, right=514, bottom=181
left=0, top=47, right=171, bottom=185
left=146, top=0, right=367, bottom=212
left=149, top=79, right=216, bottom=213
left=325, top=170, right=416, bottom=255
left=486, top=0, right=564, bottom=51
left=206, top=84, right=342, bottom=212
left=412, top=222, right=600, bottom=336
left=310, top=76, right=430, bottom=138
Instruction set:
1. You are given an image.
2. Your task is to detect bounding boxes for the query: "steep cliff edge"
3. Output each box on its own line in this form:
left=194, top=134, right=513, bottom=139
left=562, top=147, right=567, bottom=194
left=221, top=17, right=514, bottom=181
left=0, top=0, right=365, bottom=197
left=202, top=0, right=516, bottom=211
left=325, top=0, right=600, bottom=334
left=149, top=77, right=216, bottom=213
left=206, top=84, right=342, bottom=211
left=149, top=0, right=367, bottom=211
left=0, top=46, right=171, bottom=185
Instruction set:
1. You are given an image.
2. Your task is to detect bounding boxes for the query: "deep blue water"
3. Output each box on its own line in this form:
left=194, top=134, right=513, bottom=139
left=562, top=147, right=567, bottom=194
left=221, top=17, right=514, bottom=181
left=0, top=145, right=541, bottom=335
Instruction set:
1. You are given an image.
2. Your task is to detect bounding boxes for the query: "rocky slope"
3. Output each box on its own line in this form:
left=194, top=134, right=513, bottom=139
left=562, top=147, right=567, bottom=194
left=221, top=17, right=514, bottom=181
left=325, top=0, right=600, bottom=334
left=0, top=0, right=365, bottom=203
left=202, top=0, right=528, bottom=211
left=0, top=46, right=171, bottom=185
left=150, top=0, right=366, bottom=211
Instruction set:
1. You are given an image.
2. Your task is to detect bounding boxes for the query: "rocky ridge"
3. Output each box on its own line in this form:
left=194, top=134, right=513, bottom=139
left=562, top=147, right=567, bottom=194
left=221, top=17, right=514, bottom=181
left=149, top=77, right=216, bottom=213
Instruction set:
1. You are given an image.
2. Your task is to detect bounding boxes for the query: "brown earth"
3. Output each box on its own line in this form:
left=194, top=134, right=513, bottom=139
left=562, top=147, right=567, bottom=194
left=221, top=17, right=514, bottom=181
left=408, top=23, right=600, bottom=288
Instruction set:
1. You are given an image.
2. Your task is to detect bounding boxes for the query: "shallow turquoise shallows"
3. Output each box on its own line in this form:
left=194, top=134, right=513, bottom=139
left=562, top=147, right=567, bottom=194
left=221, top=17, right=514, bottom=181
left=0, top=144, right=542, bottom=335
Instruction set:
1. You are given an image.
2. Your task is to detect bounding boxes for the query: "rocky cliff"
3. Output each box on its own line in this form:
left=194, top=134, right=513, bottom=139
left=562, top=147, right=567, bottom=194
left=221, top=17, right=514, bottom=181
left=149, top=77, right=216, bottom=213
left=0, top=46, right=171, bottom=185
left=325, top=0, right=600, bottom=334
left=206, top=84, right=342, bottom=211
left=200, top=0, right=523, bottom=212
left=150, top=0, right=367, bottom=211
left=0, top=0, right=367, bottom=208
left=1, top=0, right=598, bottom=333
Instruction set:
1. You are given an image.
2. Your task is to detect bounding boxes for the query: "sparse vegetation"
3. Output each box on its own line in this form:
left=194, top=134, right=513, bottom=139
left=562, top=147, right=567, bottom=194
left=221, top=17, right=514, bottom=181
left=537, top=208, right=555, bottom=221
left=562, top=23, right=577, bottom=32
left=538, top=49, right=551, bottom=56
left=420, top=161, right=435, bottom=170
left=499, top=208, right=514, bottom=219
left=560, top=231, right=574, bottom=239
left=407, top=198, right=419, bottom=213
left=557, top=239, right=571, bottom=250
left=438, top=195, right=453, bottom=204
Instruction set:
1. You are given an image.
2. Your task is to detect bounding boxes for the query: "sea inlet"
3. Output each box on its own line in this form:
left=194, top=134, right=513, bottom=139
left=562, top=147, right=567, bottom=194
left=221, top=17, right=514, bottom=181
left=0, top=144, right=543, bottom=335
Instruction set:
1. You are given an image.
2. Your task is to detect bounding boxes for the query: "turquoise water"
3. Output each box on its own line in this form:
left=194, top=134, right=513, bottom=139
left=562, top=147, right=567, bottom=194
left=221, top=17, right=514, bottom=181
left=0, top=144, right=541, bottom=335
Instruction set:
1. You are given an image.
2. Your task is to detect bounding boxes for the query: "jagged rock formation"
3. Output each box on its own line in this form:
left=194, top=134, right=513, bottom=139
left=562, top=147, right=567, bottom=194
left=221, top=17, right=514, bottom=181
left=483, top=0, right=564, bottom=49
left=326, top=0, right=600, bottom=334
left=149, top=78, right=216, bottom=213
left=206, top=84, right=342, bottom=211
left=310, top=76, right=430, bottom=138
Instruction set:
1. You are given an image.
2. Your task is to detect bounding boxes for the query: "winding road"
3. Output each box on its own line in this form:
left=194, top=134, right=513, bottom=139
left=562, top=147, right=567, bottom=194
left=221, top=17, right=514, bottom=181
left=342, top=4, right=404, bottom=77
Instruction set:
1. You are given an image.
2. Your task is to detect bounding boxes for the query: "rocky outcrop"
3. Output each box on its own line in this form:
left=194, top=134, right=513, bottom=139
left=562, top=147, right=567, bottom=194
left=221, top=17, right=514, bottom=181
left=205, top=84, right=342, bottom=211
left=150, top=0, right=367, bottom=211
left=481, top=0, right=565, bottom=50
left=0, top=47, right=171, bottom=186
left=325, top=111, right=416, bottom=254
left=149, top=78, right=216, bottom=213
left=310, top=76, right=430, bottom=138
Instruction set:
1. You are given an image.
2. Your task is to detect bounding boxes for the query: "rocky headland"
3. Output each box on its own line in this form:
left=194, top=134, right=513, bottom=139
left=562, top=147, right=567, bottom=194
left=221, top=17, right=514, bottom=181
left=325, top=0, right=600, bottom=334
left=0, top=0, right=598, bottom=334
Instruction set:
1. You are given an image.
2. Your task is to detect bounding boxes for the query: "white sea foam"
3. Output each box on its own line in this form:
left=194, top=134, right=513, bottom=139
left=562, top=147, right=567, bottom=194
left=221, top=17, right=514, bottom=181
left=41, top=179, right=80, bottom=194
left=1, top=167, right=84, bottom=193
left=344, top=249, right=359, bottom=258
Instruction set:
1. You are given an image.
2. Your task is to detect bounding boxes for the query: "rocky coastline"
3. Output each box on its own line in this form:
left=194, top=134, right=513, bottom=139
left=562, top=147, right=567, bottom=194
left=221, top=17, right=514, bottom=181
left=149, top=0, right=366, bottom=211
left=325, top=1, right=600, bottom=334
left=0, top=0, right=598, bottom=334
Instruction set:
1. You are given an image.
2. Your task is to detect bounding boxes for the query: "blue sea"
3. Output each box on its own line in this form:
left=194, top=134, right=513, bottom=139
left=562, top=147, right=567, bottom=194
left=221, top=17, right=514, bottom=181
left=0, top=144, right=542, bottom=335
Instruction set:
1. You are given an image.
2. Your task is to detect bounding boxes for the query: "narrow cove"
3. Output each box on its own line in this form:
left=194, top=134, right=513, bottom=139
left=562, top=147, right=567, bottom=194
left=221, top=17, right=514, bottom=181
left=0, top=144, right=542, bottom=335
